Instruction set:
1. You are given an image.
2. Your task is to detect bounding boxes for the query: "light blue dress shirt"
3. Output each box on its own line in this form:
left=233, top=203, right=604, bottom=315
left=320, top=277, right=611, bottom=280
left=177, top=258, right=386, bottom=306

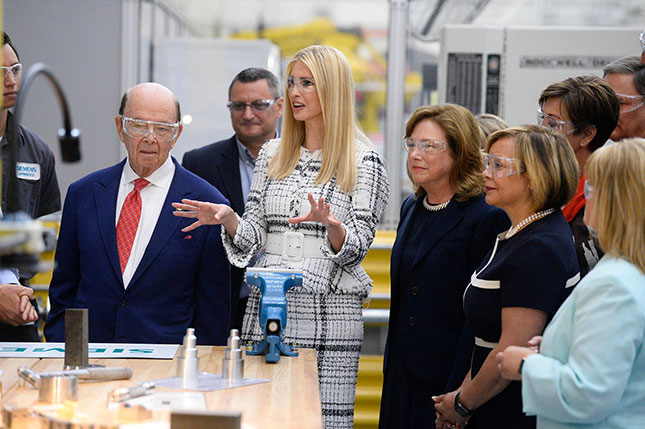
left=0, top=268, right=20, bottom=284
left=521, top=255, right=645, bottom=428
left=235, top=137, right=258, bottom=205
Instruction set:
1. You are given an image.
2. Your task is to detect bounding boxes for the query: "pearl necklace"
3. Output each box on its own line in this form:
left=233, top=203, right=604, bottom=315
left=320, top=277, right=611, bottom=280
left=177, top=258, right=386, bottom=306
left=505, top=208, right=555, bottom=239
left=423, top=196, right=451, bottom=212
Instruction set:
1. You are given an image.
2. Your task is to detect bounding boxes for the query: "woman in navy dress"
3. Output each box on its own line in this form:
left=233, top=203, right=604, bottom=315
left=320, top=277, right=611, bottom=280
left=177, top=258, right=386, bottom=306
left=434, top=125, right=580, bottom=429
left=379, top=104, right=509, bottom=429
left=496, top=138, right=645, bottom=429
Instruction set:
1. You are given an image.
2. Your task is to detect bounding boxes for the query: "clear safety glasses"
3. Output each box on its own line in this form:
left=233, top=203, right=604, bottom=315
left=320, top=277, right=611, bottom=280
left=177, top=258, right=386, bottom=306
left=484, top=153, right=524, bottom=178
left=403, top=138, right=447, bottom=155
left=227, top=98, right=278, bottom=113
left=121, top=116, right=180, bottom=140
left=615, top=93, right=645, bottom=114
left=1, top=63, right=22, bottom=79
left=537, top=109, right=576, bottom=135
left=287, top=76, right=316, bottom=93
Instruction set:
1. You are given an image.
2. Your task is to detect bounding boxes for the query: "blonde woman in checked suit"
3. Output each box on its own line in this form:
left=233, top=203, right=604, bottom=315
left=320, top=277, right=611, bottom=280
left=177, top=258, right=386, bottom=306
left=173, top=45, right=389, bottom=428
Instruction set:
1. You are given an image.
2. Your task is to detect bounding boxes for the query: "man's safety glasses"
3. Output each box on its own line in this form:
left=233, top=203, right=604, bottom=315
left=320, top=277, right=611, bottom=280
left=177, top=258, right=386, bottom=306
left=226, top=98, right=278, bottom=113
left=121, top=116, right=180, bottom=140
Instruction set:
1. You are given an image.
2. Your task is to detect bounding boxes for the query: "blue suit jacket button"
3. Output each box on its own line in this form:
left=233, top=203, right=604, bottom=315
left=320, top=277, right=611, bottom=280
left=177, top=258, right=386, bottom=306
left=119, top=299, right=126, bottom=306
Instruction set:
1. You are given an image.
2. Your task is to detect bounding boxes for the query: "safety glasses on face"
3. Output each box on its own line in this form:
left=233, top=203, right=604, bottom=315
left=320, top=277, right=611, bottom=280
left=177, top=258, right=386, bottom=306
left=583, top=180, right=594, bottom=200
left=403, top=138, right=447, bottom=155
left=287, top=76, right=316, bottom=93
left=536, top=109, right=576, bottom=135
left=226, top=98, right=278, bottom=113
left=484, top=153, right=524, bottom=178
left=1, top=63, right=22, bottom=79
left=615, top=93, right=645, bottom=114
left=121, top=116, right=179, bottom=140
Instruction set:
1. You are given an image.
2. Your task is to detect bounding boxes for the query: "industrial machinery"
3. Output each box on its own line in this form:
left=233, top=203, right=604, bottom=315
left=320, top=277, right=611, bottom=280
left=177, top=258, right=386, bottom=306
left=438, top=25, right=642, bottom=126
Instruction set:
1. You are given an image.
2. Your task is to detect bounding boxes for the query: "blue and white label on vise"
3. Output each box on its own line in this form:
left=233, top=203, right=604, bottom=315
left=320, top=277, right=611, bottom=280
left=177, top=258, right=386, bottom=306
left=16, top=162, right=40, bottom=181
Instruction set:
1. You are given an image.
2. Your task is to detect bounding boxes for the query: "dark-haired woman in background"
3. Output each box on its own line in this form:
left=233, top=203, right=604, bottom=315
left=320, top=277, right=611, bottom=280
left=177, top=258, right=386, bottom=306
left=537, top=76, right=619, bottom=278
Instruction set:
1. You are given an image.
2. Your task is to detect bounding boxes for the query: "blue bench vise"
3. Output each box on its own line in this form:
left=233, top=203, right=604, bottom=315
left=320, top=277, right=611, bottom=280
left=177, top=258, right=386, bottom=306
left=246, top=267, right=302, bottom=363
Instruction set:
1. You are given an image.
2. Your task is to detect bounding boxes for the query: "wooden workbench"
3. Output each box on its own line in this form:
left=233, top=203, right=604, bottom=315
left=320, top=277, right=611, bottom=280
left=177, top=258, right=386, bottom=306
left=0, top=346, right=322, bottom=428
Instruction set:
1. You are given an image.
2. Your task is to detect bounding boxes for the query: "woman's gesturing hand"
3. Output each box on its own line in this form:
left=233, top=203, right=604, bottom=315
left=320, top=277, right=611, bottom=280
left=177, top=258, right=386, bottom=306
left=289, top=192, right=346, bottom=253
left=288, top=192, right=341, bottom=229
left=172, top=199, right=237, bottom=234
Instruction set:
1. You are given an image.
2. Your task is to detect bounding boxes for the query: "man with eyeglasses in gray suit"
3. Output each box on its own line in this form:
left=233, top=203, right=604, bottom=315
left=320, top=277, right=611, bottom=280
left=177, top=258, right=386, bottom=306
left=182, top=68, right=283, bottom=330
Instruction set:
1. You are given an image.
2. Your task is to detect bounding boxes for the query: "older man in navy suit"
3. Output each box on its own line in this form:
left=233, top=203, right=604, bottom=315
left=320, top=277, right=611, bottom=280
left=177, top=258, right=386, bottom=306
left=45, top=83, right=230, bottom=345
left=182, top=68, right=282, bottom=330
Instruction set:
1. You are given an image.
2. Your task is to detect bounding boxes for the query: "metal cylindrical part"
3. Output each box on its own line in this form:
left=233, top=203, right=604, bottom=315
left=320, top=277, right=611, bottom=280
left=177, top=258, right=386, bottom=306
left=222, top=329, right=244, bottom=380
left=38, top=375, right=78, bottom=404
left=108, top=382, right=155, bottom=402
left=176, top=355, right=199, bottom=379
left=177, top=328, right=200, bottom=387
left=17, top=366, right=41, bottom=388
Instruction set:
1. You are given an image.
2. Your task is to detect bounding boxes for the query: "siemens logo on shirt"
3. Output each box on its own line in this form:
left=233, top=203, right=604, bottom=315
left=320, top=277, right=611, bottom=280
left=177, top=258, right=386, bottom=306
left=15, top=162, right=41, bottom=181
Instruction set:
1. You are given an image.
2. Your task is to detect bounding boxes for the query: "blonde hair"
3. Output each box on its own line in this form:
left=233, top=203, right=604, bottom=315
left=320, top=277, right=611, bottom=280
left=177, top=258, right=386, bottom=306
left=269, top=45, right=370, bottom=192
left=405, top=104, right=486, bottom=201
left=585, top=138, right=645, bottom=273
left=487, top=125, right=579, bottom=212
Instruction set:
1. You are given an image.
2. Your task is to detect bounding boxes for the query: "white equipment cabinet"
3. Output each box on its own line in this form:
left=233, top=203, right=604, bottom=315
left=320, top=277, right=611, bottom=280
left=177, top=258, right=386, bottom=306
left=439, top=25, right=642, bottom=125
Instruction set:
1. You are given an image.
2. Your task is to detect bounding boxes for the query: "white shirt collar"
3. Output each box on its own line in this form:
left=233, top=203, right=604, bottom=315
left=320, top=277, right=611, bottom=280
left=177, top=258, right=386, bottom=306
left=121, top=156, right=175, bottom=189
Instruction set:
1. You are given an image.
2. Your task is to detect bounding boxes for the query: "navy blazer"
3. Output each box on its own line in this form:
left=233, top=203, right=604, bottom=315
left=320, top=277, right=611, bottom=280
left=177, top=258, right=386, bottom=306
left=384, top=194, right=509, bottom=391
left=182, top=136, right=246, bottom=329
left=44, top=158, right=231, bottom=345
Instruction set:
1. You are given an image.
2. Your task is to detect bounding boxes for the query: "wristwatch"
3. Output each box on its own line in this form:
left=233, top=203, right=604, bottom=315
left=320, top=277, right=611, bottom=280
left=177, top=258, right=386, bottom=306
left=454, top=391, right=472, bottom=418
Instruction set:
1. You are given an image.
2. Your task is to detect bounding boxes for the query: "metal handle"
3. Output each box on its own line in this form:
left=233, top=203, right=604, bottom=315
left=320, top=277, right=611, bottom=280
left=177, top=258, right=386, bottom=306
left=41, top=367, right=133, bottom=380
left=82, top=367, right=133, bottom=380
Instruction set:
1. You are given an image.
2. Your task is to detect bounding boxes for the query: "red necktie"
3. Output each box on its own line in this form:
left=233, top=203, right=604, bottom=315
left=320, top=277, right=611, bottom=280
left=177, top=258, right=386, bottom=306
left=116, top=178, right=149, bottom=273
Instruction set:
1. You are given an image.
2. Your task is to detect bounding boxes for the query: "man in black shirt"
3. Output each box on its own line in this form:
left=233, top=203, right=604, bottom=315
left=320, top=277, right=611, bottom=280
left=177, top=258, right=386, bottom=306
left=0, top=32, right=61, bottom=341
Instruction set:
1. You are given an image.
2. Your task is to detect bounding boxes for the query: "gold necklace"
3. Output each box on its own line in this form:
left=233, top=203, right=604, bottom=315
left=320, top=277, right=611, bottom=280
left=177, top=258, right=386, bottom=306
left=505, top=208, right=555, bottom=239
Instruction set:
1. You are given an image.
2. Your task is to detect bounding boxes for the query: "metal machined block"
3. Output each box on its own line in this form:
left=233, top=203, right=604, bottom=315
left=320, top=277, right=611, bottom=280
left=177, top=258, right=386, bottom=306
left=64, top=308, right=88, bottom=369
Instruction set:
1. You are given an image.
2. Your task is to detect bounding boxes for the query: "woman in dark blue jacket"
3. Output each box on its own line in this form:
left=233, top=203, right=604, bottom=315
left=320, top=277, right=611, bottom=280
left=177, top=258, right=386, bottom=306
left=379, top=104, right=509, bottom=429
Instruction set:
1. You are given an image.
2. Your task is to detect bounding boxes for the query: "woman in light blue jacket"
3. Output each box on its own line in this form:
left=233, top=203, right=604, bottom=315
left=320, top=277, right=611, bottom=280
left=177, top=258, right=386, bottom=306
left=496, top=137, right=645, bottom=429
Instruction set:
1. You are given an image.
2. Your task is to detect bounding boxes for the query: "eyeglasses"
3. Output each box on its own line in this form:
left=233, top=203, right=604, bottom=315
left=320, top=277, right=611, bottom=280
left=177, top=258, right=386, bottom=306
left=484, top=153, right=524, bottom=178
left=226, top=98, right=278, bottom=113
left=583, top=180, right=594, bottom=200
left=121, top=116, right=179, bottom=140
left=403, top=138, right=447, bottom=155
left=615, top=92, right=645, bottom=114
left=1, top=63, right=22, bottom=79
left=537, top=108, right=576, bottom=135
left=287, top=76, right=316, bottom=93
